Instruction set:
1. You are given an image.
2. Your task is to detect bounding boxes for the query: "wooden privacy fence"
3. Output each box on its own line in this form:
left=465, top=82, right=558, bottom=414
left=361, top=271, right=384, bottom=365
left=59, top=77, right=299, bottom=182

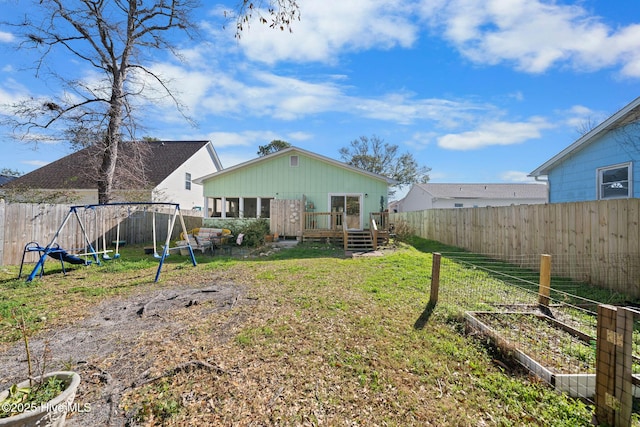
left=0, top=201, right=203, bottom=266
left=392, top=199, right=640, bottom=297
left=269, top=199, right=303, bottom=239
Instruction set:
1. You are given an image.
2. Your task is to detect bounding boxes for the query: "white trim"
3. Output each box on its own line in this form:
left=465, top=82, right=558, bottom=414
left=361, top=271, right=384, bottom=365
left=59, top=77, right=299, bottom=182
left=194, top=146, right=397, bottom=185
left=530, top=96, right=640, bottom=177
left=328, top=192, right=364, bottom=230
left=597, top=162, right=632, bottom=200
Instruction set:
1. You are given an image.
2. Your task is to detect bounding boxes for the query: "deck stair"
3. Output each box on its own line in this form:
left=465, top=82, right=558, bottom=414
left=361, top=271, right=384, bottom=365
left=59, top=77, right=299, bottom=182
left=345, top=230, right=375, bottom=252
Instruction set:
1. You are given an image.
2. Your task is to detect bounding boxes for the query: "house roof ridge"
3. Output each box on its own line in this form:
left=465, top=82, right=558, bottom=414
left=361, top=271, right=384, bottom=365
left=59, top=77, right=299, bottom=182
left=194, top=146, right=398, bottom=185
left=529, top=96, right=640, bottom=177
left=4, top=140, right=215, bottom=190
left=413, top=182, right=547, bottom=199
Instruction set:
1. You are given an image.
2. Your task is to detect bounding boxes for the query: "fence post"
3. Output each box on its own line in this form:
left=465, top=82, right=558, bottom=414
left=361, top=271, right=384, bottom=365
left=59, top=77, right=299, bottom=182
left=596, top=304, right=617, bottom=425
left=538, top=254, right=551, bottom=306
left=595, top=304, right=634, bottom=426
left=429, top=252, right=441, bottom=305
left=0, top=198, right=4, bottom=266
left=615, top=307, right=634, bottom=426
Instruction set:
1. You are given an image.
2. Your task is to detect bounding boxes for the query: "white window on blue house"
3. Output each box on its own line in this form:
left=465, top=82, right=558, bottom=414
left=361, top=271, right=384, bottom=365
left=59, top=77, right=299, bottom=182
left=185, top=172, right=192, bottom=190
left=598, top=163, right=631, bottom=199
left=290, top=155, right=299, bottom=167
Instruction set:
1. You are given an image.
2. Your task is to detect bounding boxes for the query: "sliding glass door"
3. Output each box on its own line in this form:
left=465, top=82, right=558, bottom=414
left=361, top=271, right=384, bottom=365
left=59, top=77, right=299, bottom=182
left=330, top=194, right=362, bottom=230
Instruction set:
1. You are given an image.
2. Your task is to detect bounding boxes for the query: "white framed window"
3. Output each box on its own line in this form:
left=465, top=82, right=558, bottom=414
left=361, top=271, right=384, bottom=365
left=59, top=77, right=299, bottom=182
left=260, top=198, right=273, bottom=218
left=290, top=155, right=299, bottom=167
left=185, top=172, right=192, bottom=190
left=454, top=203, right=463, bottom=208
left=598, top=163, right=631, bottom=200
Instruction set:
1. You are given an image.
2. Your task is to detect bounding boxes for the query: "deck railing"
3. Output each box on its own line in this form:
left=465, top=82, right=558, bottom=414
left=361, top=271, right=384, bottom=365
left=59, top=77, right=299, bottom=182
left=303, top=211, right=391, bottom=232
left=370, top=217, right=378, bottom=247
left=370, top=211, right=389, bottom=231
left=304, top=211, right=345, bottom=232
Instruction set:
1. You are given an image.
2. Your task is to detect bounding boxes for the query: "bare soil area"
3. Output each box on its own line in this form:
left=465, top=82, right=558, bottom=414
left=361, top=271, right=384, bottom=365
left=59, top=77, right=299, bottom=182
left=0, top=281, right=246, bottom=426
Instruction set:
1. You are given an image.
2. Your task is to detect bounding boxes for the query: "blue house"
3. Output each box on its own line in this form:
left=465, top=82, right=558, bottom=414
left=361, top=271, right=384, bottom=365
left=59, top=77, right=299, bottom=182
left=529, top=97, right=640, bottom=203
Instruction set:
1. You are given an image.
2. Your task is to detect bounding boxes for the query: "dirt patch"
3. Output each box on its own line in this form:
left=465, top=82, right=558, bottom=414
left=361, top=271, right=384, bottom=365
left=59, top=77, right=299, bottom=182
left=0, top=282, right=246, bottom=426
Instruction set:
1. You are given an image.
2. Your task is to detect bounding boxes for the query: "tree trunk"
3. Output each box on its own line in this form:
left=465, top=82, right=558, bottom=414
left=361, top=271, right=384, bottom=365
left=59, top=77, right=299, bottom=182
left=98, top=73, right=125, bottom=204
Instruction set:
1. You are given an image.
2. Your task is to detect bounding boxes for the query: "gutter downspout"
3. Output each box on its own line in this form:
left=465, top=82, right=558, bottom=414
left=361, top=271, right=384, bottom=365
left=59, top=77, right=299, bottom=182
left=534, top=175, right=550, bottom=203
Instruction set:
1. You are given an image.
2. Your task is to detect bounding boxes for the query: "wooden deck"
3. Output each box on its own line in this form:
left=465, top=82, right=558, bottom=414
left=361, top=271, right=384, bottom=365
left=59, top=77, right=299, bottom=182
left=302, top=211, right=391, bottom=250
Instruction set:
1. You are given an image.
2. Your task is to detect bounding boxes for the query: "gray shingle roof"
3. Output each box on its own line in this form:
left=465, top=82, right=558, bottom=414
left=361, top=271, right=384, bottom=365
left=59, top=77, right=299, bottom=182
left=4, top=141, right=211, bottom=190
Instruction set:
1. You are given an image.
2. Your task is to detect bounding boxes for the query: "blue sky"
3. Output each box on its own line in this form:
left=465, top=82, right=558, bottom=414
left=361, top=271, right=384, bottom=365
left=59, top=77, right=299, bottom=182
left=1, top=0, right=640, bottom=199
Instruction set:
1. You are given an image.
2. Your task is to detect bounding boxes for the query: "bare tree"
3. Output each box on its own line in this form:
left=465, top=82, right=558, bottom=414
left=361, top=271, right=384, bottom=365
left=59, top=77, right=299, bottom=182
left=575, top=117, right=599, bottom=136
left=2, top=0, right=300, bottom=203
left=339, top=135, right=431, bottom=196
left=232, top=0, right=300, bottom=35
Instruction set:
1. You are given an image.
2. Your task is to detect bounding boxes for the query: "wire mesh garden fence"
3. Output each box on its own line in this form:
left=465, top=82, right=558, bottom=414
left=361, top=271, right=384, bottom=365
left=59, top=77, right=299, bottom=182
left=429, top=251, right=640, bottom=425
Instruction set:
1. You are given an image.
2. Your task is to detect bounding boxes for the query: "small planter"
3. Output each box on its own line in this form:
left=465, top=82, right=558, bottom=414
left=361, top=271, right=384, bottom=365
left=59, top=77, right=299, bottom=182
left=0, top=371, right=81, bottom=427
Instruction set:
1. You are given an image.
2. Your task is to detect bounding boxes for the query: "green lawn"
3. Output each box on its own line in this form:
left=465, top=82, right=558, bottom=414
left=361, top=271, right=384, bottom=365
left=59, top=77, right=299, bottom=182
left=0, top=239, right=597, bottom=425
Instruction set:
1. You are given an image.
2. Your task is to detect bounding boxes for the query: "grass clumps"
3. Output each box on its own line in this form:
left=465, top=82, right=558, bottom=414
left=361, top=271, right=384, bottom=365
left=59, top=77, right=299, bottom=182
left=1, top=239, right=599, bottom=425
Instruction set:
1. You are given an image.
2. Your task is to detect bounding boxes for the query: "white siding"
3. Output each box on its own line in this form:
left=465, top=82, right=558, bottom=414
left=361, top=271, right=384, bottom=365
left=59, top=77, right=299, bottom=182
left=154, top=145, right=219, bottom=210
left=397, top=183, right=548, bottom=212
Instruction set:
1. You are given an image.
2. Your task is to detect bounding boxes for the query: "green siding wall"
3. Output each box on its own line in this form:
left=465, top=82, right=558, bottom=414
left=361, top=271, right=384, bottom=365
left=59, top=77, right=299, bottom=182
left=203, top=152, right=389, bottom=214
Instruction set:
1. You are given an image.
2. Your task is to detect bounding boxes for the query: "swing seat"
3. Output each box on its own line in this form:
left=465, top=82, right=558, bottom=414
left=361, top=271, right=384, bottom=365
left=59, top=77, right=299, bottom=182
left=49, top=247, right=91, bottom=265
left=20, top=242, right=91, bottom=281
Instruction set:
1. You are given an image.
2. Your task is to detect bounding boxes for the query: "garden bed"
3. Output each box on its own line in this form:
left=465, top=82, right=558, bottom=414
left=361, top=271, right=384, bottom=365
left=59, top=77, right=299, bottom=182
left=465, top=310, right=597, bottom=398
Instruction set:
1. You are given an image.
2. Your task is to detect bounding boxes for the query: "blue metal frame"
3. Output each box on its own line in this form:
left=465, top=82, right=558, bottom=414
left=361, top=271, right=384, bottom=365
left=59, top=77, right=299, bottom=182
left=24, top=202, right=197, bottom=283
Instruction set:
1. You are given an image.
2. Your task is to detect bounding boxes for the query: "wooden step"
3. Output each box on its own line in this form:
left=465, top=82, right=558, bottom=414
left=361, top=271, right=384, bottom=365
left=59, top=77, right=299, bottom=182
left=345, top=230, right=374, bottom=251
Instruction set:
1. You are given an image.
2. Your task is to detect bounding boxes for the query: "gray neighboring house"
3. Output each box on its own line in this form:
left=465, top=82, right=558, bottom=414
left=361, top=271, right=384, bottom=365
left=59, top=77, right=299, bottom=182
left=2, top=140, right=222, bottom=209
left=394, top=183, right=548, bottom=212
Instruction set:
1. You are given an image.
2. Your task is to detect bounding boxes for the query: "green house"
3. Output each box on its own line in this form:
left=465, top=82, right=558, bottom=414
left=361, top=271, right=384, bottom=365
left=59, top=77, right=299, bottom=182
left=194, top=147, right=395, bottom=244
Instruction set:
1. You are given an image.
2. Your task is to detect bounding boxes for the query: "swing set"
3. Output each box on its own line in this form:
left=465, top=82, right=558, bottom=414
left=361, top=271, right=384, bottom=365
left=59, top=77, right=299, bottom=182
left=19, top=202, right=197, bottom=283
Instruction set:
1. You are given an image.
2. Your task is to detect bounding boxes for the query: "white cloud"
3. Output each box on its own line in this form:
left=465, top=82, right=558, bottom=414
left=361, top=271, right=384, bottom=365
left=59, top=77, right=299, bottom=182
left=437, top=117, right=552, bottom=150
left=404, top=131, right=438, bottom=150
left=202, top=130, right=280, bottom=148
left=0, top=31, right=14, bottom=43
left=0, top=78, right=31, bottom=115
left=418, top=0, right=640, bottom=76
left=287, top=131, right=313, bottom=141
left=235, top=0, right=418, bottom=64
left=199, top=130, right=305, bottom=148
left=22, top=159, right=50, bottom=167
left=153, top=55, right=491, bottom=127
left=500, top=170, right=537, bottom=183
left=560, top=104, right=607, bottom=135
